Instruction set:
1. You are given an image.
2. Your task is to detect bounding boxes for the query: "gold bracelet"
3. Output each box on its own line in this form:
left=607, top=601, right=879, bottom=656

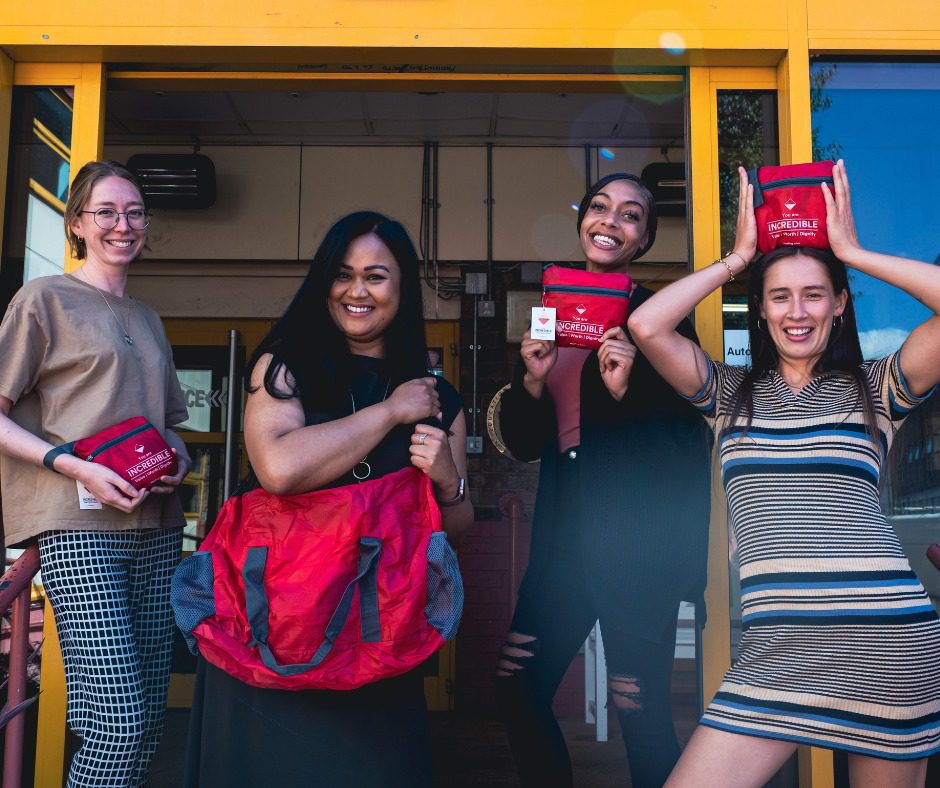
left=718, top=257, right=736, bottom=282
left=718, top=251, right=746, bottom=282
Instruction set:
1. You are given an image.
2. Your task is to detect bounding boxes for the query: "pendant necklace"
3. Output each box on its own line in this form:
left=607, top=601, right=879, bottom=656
left=77, top=268, right=134, bottom=346
left=349, top=378, right=391, bottom=481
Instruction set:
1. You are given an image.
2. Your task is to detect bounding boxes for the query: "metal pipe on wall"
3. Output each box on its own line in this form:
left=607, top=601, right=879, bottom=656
left=223, top=328, right=240, bottom=500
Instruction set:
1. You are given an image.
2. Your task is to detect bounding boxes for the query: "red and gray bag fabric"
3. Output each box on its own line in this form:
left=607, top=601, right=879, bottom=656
left=44, top=415, right=177, bottom=490
left=748, top=161, right=835, bottom=254
left=171, top=465, right=463, bottom=691
left=541, top=265, right=632, bottom=350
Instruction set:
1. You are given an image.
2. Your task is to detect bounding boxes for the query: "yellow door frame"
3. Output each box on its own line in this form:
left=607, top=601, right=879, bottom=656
left=688, top=63, right=831, bottom=788
left=11, top=61, right=107, bottom=788
left=0, top=52, right=13, bottom=259
left=14, top=57, right=825, bottom=785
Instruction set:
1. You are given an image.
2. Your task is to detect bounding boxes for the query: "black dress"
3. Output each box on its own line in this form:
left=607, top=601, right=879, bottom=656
left=185, top=356, right=463, bottom=788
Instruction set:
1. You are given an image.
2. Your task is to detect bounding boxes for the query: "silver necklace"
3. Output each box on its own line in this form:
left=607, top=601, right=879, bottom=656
left=349, top=378, right=391, bottom=481
left=77, top=269, right=134, bottom=346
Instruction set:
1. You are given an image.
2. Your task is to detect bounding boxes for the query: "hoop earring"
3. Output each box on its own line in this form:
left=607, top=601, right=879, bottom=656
left=756, top=318, right=766, bottom=331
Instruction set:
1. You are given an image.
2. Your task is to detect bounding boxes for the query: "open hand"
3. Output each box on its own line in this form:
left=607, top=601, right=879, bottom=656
left=732, top=166, right=758, bottom=266
left=821, top=159, right=862, bottom=262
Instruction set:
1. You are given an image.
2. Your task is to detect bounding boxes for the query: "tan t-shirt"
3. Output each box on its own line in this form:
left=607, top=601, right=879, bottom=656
left=0, top=274, right=189, bottom=546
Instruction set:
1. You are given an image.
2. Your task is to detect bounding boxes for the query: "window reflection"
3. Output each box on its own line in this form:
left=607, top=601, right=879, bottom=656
left=811, top=61, right=940, bottom=585
left=0, top=87, right=73, bottom=293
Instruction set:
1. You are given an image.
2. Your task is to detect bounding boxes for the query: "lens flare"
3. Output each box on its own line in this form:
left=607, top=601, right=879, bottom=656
left=660, top=31, right=686, bottom=55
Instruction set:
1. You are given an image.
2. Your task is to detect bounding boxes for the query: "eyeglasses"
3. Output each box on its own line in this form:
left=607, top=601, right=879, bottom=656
left=81, top=208, right=151, bottom=230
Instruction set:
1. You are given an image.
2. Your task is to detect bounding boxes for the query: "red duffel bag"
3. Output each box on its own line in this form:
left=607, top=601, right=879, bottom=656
left=542, top=265, right=632, bottom=350
left=748, top=161, right=835, bottom=253
left=171, top=466, right=463, bottom=691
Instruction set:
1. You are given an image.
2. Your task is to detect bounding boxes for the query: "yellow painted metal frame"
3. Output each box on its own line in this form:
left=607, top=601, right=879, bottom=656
left=689, top=61, right=832, bottom=788
left=2, top=48, right=828, bottom=788
left=0, top=53, right=12, bottom=259
left=10, top=62, right=106, bottom=787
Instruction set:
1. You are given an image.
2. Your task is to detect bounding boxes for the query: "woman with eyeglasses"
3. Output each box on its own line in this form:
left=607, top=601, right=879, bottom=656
left=0, top=160, right=190, bottom=787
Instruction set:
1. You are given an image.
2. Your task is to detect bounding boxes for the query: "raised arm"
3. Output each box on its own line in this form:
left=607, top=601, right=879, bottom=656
left=823, top=160, right=940, bottom=396
left=629, top=167, right=756, bottom=396
left=245, top=354, right=439, bottom=495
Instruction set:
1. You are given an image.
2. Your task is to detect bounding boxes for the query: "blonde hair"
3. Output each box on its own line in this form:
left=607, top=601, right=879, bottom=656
left=64, top=160, right=145, bottom=260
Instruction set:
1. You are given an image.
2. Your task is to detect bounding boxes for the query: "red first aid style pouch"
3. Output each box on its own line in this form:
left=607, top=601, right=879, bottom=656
left=748, top=161, right=834, bottom=254
left=541, top=265, right=632, bottom=350
left=171, top=466, right=463, bottom=691
left=45, top=416, right=177, bottom=490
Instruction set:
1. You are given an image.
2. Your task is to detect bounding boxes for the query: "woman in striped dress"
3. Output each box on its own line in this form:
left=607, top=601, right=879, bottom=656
left=628, top=160, right=940, bottom=787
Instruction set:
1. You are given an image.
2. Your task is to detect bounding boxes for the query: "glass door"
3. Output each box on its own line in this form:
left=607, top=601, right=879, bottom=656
left=163, top=319, right=273, bottom=552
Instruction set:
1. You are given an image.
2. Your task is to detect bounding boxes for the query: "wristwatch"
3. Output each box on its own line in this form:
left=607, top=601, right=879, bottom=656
left=436, top=477, right=466, bottom=507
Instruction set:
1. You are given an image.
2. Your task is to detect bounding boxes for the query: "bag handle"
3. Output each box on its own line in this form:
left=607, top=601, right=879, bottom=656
left=746, top=167, right=765, bottom=209
left=243, top=537, right=382, bottom=676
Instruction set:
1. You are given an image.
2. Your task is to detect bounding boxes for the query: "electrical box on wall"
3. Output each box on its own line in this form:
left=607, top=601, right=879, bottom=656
left=465, top=273, right=488, bottom=294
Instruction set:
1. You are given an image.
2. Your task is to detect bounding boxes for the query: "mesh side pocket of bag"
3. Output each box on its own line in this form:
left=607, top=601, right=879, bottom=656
left=425, top=531, right=464, bottom=641
left=171, top=552, right=216, bottom=655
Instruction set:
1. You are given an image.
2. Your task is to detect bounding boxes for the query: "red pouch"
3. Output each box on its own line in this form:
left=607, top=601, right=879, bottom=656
left=748, top=161, right=834, bottom=254
left=541, top=265, right=632, bottom=350
left=51, top=416, right=178, bottom=490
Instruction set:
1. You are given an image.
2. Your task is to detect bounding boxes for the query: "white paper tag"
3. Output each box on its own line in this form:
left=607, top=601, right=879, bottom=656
left=530, top=306, right=556, bottom=341
left=76, top=480, right=103, bottom=510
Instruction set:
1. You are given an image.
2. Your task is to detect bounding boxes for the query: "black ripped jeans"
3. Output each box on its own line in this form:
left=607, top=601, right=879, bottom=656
left=494, top=450, right=682, bottom=788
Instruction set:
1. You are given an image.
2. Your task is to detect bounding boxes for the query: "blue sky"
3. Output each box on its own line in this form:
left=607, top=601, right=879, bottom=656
left=812, top=62, right=940, bottom=357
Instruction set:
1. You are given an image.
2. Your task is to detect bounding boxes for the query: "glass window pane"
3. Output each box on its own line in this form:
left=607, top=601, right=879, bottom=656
left=1, top=87, right=73, bottom=299
left=717, top=90, right=778, bottom=371
left=811, top=61, right=940, bottom=570
left=716, top=87, right=780, bottom=644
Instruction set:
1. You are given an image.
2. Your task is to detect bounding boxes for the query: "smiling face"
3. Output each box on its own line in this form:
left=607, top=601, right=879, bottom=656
left=579, top=179, right=650, bottom=274
left=327, top=232, right=402, bottom=357
left=69, top=176, right=147, bottom=270
left=759, top=254, right=848, bottom=372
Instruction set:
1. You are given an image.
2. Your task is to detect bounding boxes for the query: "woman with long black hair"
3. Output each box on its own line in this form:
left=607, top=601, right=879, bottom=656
left=185, top=211, right=473, bottom=787
left=494, top=173, right=712, bottom=787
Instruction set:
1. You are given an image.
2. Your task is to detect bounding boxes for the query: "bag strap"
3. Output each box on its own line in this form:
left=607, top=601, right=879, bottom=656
left=746, top=167, right=764, bottom=209
left=243, top=537, right=382, bottom=676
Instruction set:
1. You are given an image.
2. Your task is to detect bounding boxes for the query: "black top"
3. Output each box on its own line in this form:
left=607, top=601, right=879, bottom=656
left=305, top=355, right=463, bottom=487
left=499, top=284, right=712, bottom=639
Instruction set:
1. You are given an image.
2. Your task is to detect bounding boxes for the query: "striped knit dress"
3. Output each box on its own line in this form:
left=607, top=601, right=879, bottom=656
left=688, top=352, right=940, bottom=759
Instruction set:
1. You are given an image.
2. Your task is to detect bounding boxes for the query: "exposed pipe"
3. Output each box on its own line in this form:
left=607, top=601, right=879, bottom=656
left=223, top=329, right=239, bottom=500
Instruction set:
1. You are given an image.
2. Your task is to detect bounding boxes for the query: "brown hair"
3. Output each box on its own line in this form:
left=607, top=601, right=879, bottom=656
left=64, top=160, right=145, bottom=260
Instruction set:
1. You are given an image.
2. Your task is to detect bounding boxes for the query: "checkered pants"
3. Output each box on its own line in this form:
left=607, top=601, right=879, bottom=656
left=39, top=528, right=182, bottom=788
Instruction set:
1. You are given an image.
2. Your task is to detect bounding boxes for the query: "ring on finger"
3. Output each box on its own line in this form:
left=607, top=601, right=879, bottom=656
left=418, top=432, right=428, bottom=445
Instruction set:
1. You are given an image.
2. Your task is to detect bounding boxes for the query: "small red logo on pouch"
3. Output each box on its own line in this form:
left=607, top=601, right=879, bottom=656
left=134, top=444, right=145, bottom=454
left=576, top=304, right=587, bottom=315
left=784, top=197, right=797, bottom=211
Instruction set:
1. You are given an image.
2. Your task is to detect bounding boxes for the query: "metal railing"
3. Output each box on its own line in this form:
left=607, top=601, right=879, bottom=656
left=0, top=544, right=41, bottom=788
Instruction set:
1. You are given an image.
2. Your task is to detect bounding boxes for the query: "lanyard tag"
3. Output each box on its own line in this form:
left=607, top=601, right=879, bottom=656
left=530, top=306, right=556, bottom=341
left=76, top=480, right=103, bottom=510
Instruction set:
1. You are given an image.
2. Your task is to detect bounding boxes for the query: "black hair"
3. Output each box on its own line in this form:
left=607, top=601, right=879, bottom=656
left=728, top=245, right=879, bottom=443
left=247, top=211, right=430, bottom=412
left=576, top=172, right=658, bottom=261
